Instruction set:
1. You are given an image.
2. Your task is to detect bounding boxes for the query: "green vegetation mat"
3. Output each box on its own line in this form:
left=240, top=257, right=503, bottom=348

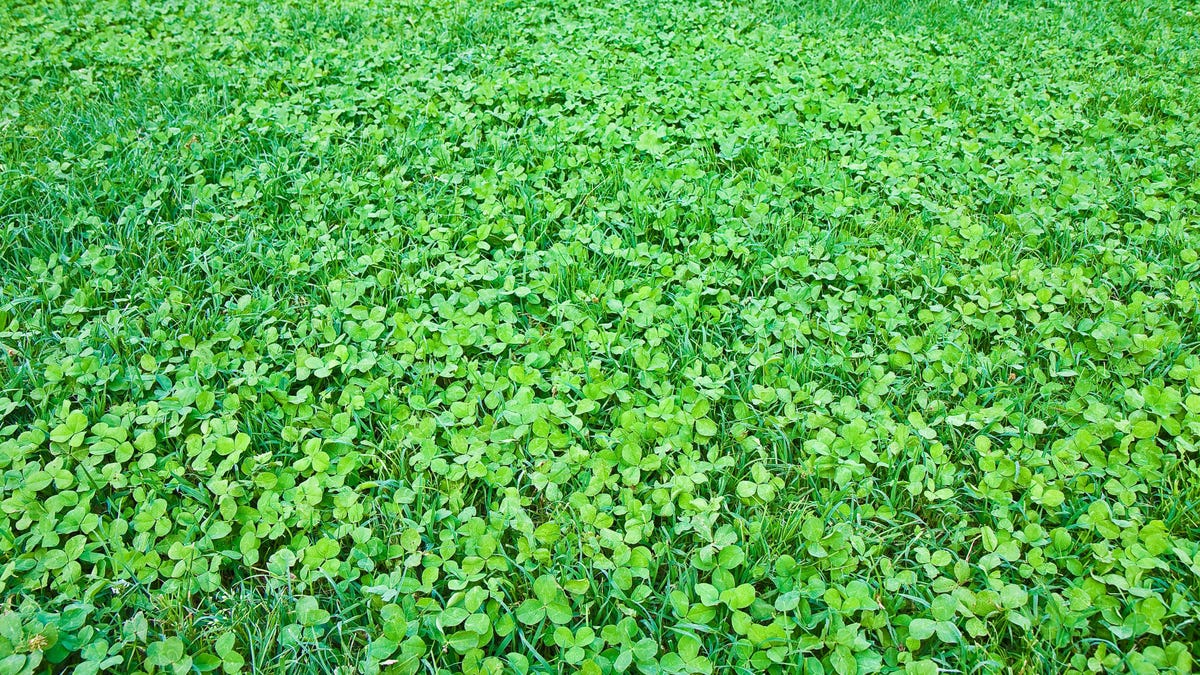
left=2, top=0, right=1200, bottom=672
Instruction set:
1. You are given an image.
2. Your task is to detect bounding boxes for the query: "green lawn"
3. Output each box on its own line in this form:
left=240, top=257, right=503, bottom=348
left=2, top=0, right=1199, bottom=672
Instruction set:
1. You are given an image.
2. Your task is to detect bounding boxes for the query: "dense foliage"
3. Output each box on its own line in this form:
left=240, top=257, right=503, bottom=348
left=2, top=0, right=1200, bottom=672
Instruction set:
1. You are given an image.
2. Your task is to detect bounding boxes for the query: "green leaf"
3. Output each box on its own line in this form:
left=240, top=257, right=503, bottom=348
left=830, top=644, right=857, bottom=675
left=695, top=583, right=720, bottom=606
left=295, top=596, right=330, bottom=627
left=1000, top=585, right=1028, bottom=609
left=545, top=601, right=574, bottom=625
left=515, top=600, right=545, bottom=625
left=720, top=584, right=755, bottom=610
left=717, top=545, right=745, bottom=569
left=775, top=591, right=801, bottom=612
left=694, top=418, right=718, bottom=438
left=447, top=630, right=480, bottom=653
left=147, top=637, right=185, bottom=666
left=908, top=619, right=937, bottom=641
left=635, top=129, right=668, bottom=156
left=439, top=606, right=470, bottom=628
left=906, top=660, right=940, bottom=675
left=533, top=575, right=560, bottom=603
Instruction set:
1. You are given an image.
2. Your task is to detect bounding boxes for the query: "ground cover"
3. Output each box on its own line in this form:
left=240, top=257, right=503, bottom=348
left=1, top=0, right=1199, bottom=672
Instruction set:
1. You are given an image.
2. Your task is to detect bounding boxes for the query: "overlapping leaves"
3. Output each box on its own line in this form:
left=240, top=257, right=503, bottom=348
left=0, top=0, right=1199, bottom=673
